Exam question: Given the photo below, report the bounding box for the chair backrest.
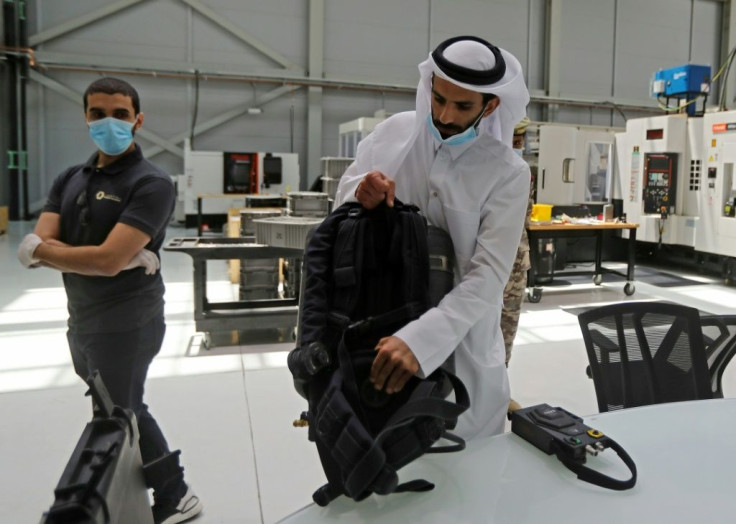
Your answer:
[700,314,736,397]
[578,301,713,412]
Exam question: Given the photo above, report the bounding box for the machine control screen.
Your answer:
[643,153,678,215]
[648,172,669,187]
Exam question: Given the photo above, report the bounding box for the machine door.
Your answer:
[224,152,259,194]
[584,142,612,203]
[537,126,577,205]
[643,153,678,215]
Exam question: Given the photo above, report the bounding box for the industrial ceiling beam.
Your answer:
[32,50,416,93]
[30,49,663,117]
[29,0,147,47]
[28,69,184,158]
[30,51,660,115]
[143,84,300,159]
[179,0,302,72]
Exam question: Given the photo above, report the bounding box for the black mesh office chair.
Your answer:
[699,313,736,397]
[578,301,736,413]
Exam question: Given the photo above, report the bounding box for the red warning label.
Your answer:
[712,122,736,133]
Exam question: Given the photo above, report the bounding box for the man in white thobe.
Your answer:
[335,36,531,440]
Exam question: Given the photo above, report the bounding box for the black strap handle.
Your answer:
[426,430,466,454]
[553,438,637,491]
[378,371,470,437]
[394,479,435,493]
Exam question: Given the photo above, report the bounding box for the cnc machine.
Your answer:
[616,114,702,247]
[176,140,299,227]
[695,110,736,261]
[536,124,618,206]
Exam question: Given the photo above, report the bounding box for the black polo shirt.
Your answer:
[43,145,175,333]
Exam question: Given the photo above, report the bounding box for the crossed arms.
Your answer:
[21,211,157,276]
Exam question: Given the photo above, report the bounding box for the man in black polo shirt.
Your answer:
[18,77,203,524]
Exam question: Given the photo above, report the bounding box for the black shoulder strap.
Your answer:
[553,438,637,490]
[331,205,365,320]
[399,202,430,310]
[299,204,354,347]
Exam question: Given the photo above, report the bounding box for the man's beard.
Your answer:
[432,105,486,139]
[432,120,464,139]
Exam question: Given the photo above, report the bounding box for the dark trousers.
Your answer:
[67,315,184,498]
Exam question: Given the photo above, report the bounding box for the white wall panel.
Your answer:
[431,0,530,72]
[614,0,694,100]
[691,1,722,66]
[33,0,121,29]
[36,1,189,62]
[558,0,615,97]
[191,1,307,68]
[324,0,428,83]
[527,0,547,92]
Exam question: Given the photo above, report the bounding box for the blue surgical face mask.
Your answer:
[514,148,524,157]
[88,117,136,156]
[426,104,488,147]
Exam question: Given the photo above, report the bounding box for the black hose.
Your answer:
[190,69,200,148]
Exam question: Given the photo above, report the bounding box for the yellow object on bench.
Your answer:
[531,204,553,222]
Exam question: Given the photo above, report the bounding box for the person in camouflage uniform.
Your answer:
[503,117,532,412]
[501,202,531,362]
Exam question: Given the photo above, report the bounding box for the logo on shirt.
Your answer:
[95,191,121,203]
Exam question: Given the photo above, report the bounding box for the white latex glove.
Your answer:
[18,233,43,268]
[123,248,160,275]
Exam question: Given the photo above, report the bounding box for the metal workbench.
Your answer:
[164,237,304,347]
[526,221,639,303]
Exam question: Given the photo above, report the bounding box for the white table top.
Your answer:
[279,398,736,523]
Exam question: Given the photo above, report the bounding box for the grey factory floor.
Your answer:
[2,219,736,523]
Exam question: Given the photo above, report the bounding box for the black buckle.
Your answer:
[327,312,351,328]
[346,317,374,338]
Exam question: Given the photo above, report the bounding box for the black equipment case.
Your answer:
[41,372,153,524]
